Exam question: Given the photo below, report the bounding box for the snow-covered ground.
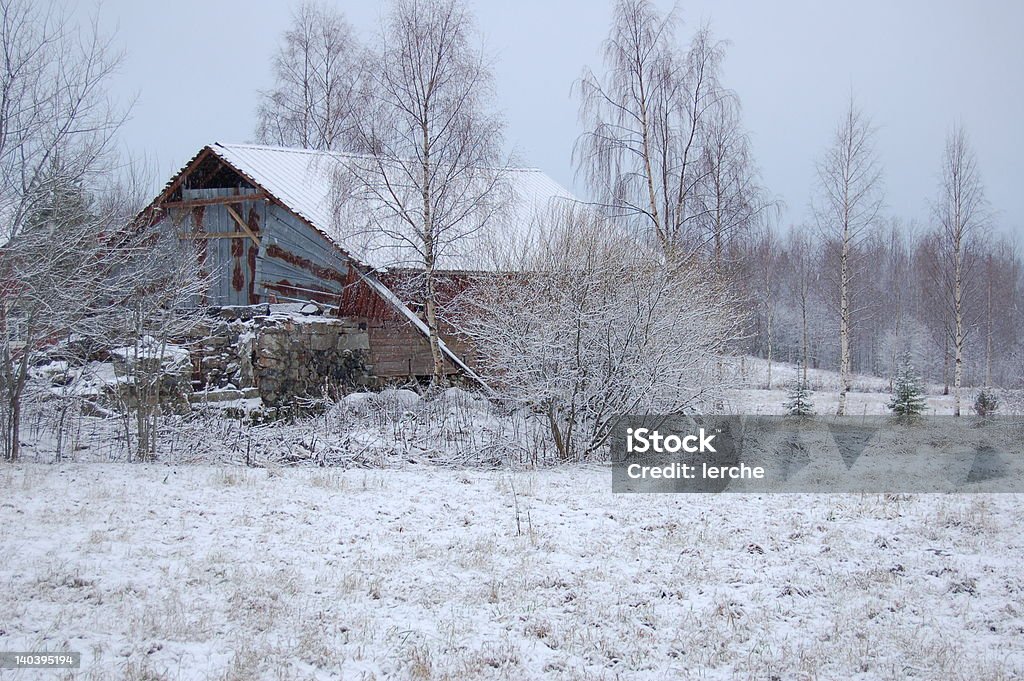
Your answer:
[727,357,1022,416]
[3,464,1023,680]
[728,387,960,416]
[6,359,1023,679]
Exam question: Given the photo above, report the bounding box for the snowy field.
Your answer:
[3,464,1024,680]
[725,358,1009,416]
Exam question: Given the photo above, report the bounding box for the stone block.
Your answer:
[307,333,335,351]
[337,332,370,351]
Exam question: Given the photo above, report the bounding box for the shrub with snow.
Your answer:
[454,207,742,461]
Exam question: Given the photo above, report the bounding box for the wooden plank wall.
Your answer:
[179,188,265,306]
[366,318,479,380]
[170,188,352,307]
[256,208,350,303]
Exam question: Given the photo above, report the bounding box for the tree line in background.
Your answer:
[734,116,1022,410]
[739,204,1022,390]
[568,0,1020,416]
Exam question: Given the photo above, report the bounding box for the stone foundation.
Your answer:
[190,304,371,408]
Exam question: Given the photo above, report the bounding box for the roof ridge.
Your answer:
[213,143,550,174]
[214,142,376,162]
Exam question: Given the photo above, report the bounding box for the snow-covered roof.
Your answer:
[207,143,577,272]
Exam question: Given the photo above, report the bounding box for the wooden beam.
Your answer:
[149,147,213,209]
[178,232,251,240]
[225,204,261,247]
[162,191,267,209]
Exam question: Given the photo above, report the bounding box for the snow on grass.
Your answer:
[2,464,1023,680]
[727,357,1022,416]
[733,356,945,394]
[15,386,556,468]
[727,387,962,416]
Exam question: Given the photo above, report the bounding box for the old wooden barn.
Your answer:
[145,143,574,385]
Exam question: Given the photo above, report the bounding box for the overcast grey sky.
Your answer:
[87,0,1023,231]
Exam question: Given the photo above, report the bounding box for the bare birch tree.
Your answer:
[255,1,363,150]
[574,0,728,258]
[784,226,817,383]
[813,98,883,415]
[934,124,988,415]
[690,94,773,404]
[340,0,507,385]
[696,95,773,270]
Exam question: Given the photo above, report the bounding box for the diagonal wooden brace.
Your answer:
[225,204,261,247]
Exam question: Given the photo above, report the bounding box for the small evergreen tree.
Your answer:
[973,389,999,418]
[783,364,815,416]
[889,354,927,418]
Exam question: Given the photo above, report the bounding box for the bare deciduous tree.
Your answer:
[813,98,883,415]
[882,219,910,384]
[934,124,988,415]
[255,1,363,151]
[916,230,952,392]
[697,95,773,270]
[340,0,508,385]
[0,0,126,461]
[574,0,728,258]
[980,235,1020,388]
[754,225,778,388]
[784,226,818,383]
[110,224,208,462]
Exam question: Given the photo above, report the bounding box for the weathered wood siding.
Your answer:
[168,188,351,307]
[179,188,265,306]
[366,319,437,378]
[362,318,479,380]
[257,207,350,303]
[156,153,481,384]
